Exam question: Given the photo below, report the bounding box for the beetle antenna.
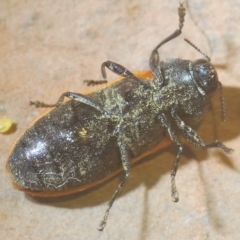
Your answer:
[184,38,211,62]
[185,0,213,58]
[218,82,226,122]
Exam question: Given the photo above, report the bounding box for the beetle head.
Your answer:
[192,59,219,95]
[185,38,226,121]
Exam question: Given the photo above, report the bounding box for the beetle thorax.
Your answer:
[152,58,215,123]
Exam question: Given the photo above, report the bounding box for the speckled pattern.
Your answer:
[1,0,240,239]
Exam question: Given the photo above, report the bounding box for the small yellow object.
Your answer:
[79,128,87,137]
[0,119,13,133]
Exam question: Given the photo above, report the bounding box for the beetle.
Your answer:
[7,3,232,231]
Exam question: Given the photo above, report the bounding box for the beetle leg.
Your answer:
[98,141,130,231]
[30,100,56,108]
[31,92,107,114]
[83,79,108,86]
[158,113,183,202]
[101,60,141,83]
[84,61,142,86]
[149,3,186,87]
[170,107,233,154]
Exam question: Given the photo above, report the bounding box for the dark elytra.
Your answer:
[7,3,232,231]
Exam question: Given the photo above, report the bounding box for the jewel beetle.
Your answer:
[7,3,233,231]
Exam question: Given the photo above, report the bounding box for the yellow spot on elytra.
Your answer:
[79,128,87,137]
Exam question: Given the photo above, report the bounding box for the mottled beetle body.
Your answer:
[7,4,232,230]
[8,72,168,195]
[8,59,215,193]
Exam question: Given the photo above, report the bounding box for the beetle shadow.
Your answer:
[27,86,240,231]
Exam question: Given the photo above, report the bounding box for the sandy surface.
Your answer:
[1,0,240,239]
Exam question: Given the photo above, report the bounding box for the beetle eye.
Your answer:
[192,59,218,94]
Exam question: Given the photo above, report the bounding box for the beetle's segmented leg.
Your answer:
[83,79,108,86]
[30,101,56,108]
[171,145,183,202]
[84,60,141,86]
[158,113,183,202]
[204,141,233,154]
[101,61,141,84]
[31,92,107,114]
[149,3,186,87]
[170,107,233,154]
[98,141,130,231]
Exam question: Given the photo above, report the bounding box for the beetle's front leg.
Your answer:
[30,92,107,114]
[149,3,185,87]
[98,140,130,231]
[170,107,233,154]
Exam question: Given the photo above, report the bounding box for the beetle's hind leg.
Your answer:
[31,92,106,114]
[98,140,130,231]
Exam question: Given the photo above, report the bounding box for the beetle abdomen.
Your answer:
[7,100,120,193]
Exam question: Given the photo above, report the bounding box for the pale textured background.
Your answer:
[1,0,240,239]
